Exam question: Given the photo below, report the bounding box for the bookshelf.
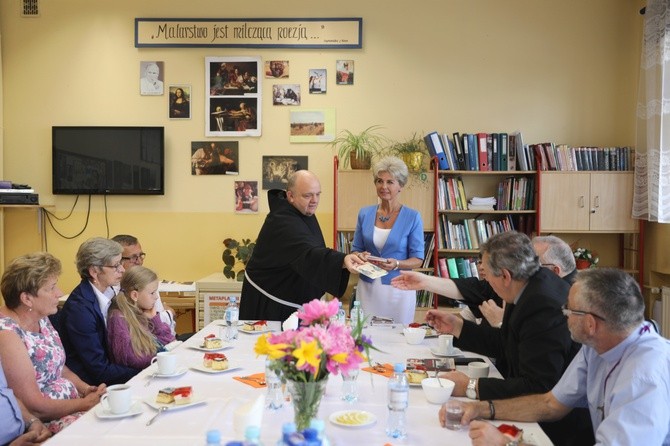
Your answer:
[333,157,436,311]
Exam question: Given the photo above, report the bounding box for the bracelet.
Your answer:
[25,417,38,432]
[394,260,400,270]
[488,400,496,420]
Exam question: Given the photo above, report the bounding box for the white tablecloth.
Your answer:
[46,321,552,446]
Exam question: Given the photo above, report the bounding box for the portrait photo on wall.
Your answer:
[191,141,239,176]
[234,181,259,214]
[168,85,191,119]
[308,69,327,94]
[289,108,336,143]
[206,56,262,137]
[262,156,308,190]
[336,60,354,85]
[140,61,164,96]
[272,84,301,106]
[265,60,289,78]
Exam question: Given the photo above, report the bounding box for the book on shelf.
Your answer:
[508,133,518,171]
[446,257,458,278]
[424,131,449,170]
[440,133,458,171]
[461,133,471,170]
[477,133,488,171]
[488,134,496,171]
[499,133,509,171]
[451,132,466,170]
[455,177,467,211]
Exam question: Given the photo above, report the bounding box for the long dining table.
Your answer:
[46,320,552,446]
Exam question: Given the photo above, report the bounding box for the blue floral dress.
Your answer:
[0,316,82,433]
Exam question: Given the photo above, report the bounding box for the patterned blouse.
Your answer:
[0,316,82,433]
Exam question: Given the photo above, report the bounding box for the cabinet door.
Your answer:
[540,173,591,232]
[589,173,638,232]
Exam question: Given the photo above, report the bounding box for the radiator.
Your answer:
[662,287,670,339]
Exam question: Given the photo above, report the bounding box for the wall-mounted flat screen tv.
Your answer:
[52,126,164,195]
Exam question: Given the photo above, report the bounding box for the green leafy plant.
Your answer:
[330,125,388,169]
[387,132,430,175]
[222,238,256,281]
[573,247,599,268]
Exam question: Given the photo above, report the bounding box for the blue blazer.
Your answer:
[352,205,424,285]
[51,280,139,386]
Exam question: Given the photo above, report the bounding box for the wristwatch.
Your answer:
[466,378,477,399]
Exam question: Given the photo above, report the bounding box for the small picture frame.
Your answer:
[272,84,301,106]
[191,141,239,175]
[336,60,354,85]
[140,61,164,96]
[234,181,259,214]
[262,156,308,189]
[265,60,289,78]
[308,69,327,94]
[168,85,191,119]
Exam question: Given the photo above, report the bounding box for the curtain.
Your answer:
[633,0,670,222]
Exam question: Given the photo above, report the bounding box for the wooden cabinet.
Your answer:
[539,172,638,233]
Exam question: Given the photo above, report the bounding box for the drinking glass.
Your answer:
[265,360,284,410]
[341,367,359,403]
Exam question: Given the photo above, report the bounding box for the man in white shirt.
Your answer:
[111,234,176,336]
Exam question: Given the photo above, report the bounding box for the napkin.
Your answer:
[362,362,394,378]
[233,373,267,388]
[233,394,265,436]
[282,312,299,331]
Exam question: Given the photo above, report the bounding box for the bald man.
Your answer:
[240,170,364,321]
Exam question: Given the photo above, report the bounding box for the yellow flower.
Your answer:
[330,352,348,364]
[293,339,323,371]
[254,334,288,360]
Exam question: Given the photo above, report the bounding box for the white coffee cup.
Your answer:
[101,384,132,414]
[468,361,490,378]
[437,334,454,355]
[151,351,177,375]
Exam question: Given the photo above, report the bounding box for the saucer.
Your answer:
[154,366,188,378]
[430,347,463,357]
[94,400,143,419]
[329,410,377,428]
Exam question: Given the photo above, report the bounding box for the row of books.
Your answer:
[437,176,534,211]
[436,214,535,250]
[425,131,530,171]
[416,271,435,308]
[437,256,480,280]
[533,144,634,171]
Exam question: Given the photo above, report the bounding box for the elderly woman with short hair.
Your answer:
[0,252,106,433]
[351,156,425,324]
[53,237,139,386]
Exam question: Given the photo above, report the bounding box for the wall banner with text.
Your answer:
[135,18,362,49]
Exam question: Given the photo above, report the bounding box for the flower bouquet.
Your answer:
[574,247,599,269]
[254,298,376,430]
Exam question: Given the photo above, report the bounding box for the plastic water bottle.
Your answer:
[386,363,409,439]
[334,302,346,325]
[276,422,297,446]
[265,359,284,410]
[225,297,239,340]
[350,300,365,327]
[206,429,222,446]
[309,419,330,446]
[244,426,263,446]
[302,428,321,446]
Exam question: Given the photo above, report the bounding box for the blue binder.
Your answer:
[424,131,449,170]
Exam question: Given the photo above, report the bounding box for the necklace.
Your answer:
[377,205,401,223]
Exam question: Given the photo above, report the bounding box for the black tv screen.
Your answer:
[52,126,164,195]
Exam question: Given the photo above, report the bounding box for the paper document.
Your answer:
[355,262,388,279]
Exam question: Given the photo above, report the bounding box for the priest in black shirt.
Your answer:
[240,170,364,322]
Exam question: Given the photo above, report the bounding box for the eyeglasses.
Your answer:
[541,263,557,269]
[121,253,146,263]
[101,263,124,272]
[561,304,606,321]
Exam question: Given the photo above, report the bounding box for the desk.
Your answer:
[46,322,551,446]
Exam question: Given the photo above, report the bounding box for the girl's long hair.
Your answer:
[109,266,159,357]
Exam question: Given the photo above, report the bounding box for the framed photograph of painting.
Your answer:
[272,84,301,106]
[265,60,289,78]
[168,85,191,119]
[262,156,308,189]
[289,108,336,143]
[336,60,354,85]
[206,56,262,137]
[234,181,259,214]
[308,69,327,94]
[191,141,239,175]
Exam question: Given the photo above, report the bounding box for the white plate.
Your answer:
[239,327,272,334]
[151,366,188,378]
[94,400,143,419]
[402,327,438,338]
[430,347,463,357]
[188,344,233,352]
[144,396,206,411]
[329,410,377,428]
[189,363,242,374]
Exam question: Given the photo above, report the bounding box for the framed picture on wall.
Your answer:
[262,156,308,190]
[206,56,262,137]
[234,181,259,214]
[168,85,191,119]
[336,60,354,85]
[272,84,301,106]
[308,69,327,94]
[265,60,289,78]
[289,108,336,143]
[191,141,239,175]
[140,61,164,96]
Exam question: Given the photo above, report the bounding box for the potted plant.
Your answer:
[388,132,430,174]
[573,247,599,270]
[330,125,387,169]
[222,238,256,281]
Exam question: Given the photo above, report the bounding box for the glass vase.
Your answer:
[286,377,328,431]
